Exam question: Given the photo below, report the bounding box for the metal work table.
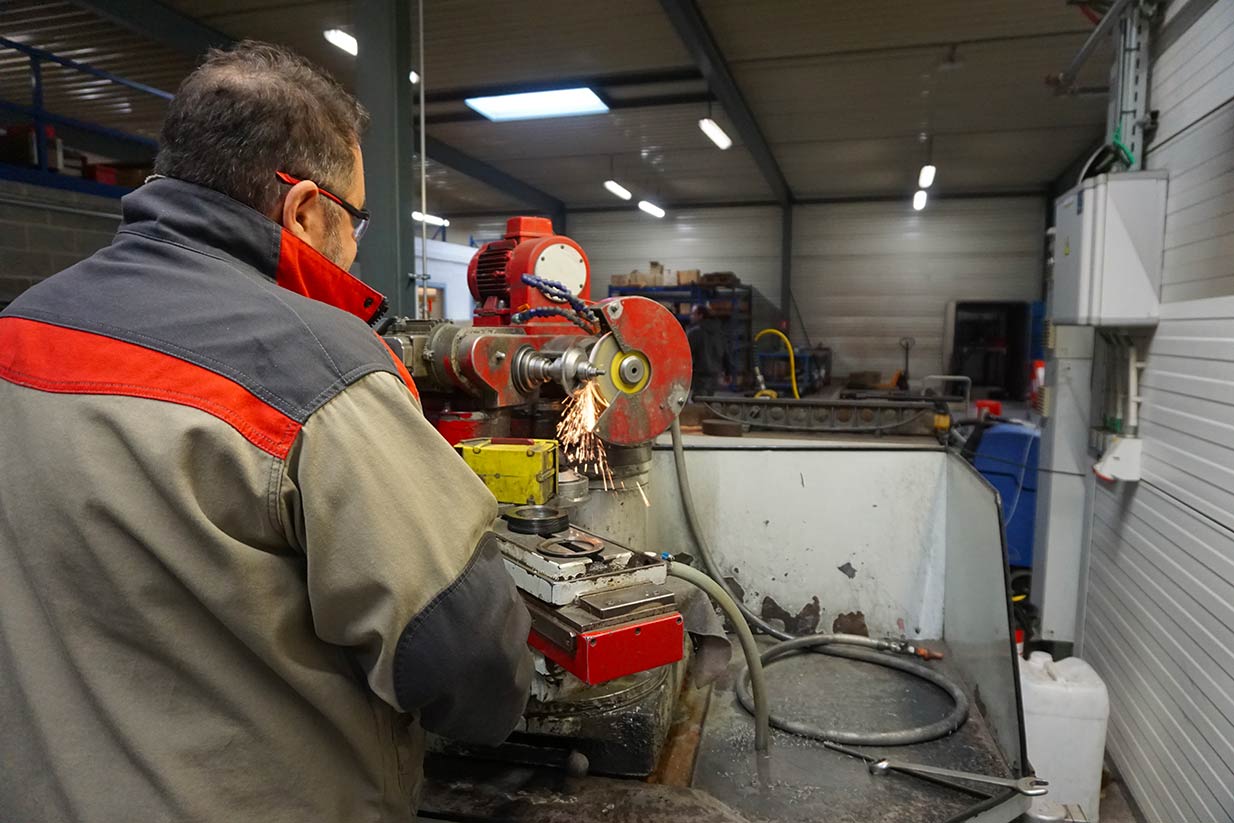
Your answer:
[419,641,1026,823]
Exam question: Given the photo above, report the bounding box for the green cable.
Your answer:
[1112,123,1136,168]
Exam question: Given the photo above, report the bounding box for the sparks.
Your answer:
[557,382,614,490]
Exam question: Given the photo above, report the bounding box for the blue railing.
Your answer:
[0,35,171,195]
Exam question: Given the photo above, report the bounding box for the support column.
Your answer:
[780,204,792,330]
[355,0,417,317]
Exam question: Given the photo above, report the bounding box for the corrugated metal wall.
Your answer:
[561,199,1045,378]
[1149,0,1234,302]
[1086,299,1234,823]
[1080,1,1234,820]
[792,198,1045,377]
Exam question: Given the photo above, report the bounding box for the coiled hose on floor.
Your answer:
[669,418,970,747]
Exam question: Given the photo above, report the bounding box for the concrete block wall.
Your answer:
[0,179,122,305]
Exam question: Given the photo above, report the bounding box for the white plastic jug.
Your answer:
[1019,651,1110,821]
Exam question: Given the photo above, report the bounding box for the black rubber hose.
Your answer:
[669,418,971,746]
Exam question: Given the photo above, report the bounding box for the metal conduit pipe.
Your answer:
[668,419,971,747]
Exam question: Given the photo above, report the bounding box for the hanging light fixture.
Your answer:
[323,29,358,55]
[698,99,732,150]
[638,200,666,218]
[918,132,937,189]
[604,180,632,200]
[603,156,632,200]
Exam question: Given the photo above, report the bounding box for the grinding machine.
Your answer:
[381,218,1040,823]
[380,216,698,774]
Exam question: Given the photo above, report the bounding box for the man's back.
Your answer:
[0,177,531,821]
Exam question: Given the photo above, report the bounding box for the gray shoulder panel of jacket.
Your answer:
[5,232,399,422]
[392,531,533,745]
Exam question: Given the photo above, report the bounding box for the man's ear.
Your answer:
[280,179,324,243]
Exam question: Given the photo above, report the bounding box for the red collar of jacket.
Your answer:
[272,229,387,324]
[121,177,387,325]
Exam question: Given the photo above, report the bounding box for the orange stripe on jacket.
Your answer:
[0,317,301,458]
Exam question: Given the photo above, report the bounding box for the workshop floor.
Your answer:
[1098,776,1145,823]
[692,643,1024,823]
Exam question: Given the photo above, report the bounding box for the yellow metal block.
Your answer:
[455,438,558,505]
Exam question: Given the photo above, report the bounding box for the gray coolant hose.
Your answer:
[735,635,969,745]
[668,419,970,747]
[666,561,770,751]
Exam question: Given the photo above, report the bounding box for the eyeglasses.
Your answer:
[276,171,370,241]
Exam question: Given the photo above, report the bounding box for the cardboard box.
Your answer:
[610,273,630,287]
[628,270,652,287]
[84,164,117,185]
[701,271,740,287]
[677,268,701,285]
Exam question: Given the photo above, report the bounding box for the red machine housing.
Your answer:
[468,216,591,327]
[528,614,685,687]
[426,217,692,687]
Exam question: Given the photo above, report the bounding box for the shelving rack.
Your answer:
[607,284,753,388]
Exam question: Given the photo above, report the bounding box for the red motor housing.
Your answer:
[467,216,591,327]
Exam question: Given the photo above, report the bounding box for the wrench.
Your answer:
[869,758,1049,797]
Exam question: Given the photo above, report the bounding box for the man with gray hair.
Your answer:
[0,41,532,822]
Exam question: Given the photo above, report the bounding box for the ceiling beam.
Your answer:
[66,1,561,218]
[658,0,791,206]
[66,0,232,58]
[425,136,565,227]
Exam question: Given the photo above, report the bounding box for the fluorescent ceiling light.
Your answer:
[912,190,928,211]
[638,200,666,219]
[465,87,608,121]
[918,164,937,188]
[323,29,358,56]
[409,70,419,84]
[698,117,732,150]
[603,180,632,200]
[413,210,450,227]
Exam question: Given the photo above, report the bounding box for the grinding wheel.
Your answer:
[586,297,692,446]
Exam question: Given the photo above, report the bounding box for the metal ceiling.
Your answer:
[1,0,185,139]
[4,0,1112,213]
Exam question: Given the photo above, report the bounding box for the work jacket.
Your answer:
[0,176,533,822]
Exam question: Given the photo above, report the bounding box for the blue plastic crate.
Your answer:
[971,422,1039,568]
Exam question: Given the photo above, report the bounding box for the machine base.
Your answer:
[435,652,689,777]
[423,641,1028,823]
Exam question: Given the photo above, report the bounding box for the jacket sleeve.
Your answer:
[279,370,532,745]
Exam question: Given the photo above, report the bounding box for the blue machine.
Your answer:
[969,422,1039,568]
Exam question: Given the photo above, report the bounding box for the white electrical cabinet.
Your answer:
[1051,171,1168,326]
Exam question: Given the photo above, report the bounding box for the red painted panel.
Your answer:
[529,611,684,686]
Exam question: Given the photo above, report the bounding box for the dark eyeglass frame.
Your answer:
[275,171,370,241]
